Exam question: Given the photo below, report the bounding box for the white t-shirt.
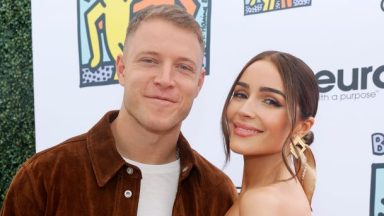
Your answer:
[123,157,180,216]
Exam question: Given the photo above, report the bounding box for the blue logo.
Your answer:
[244,0,312,16]
[372,133,384,155]
[77,0,211,87]
[370,163,384,216]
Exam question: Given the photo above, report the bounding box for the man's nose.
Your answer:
[153,64,176,88]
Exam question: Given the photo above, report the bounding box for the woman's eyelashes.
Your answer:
[263,98,282,107]
[232,90,283,108]
[232,90,248,99]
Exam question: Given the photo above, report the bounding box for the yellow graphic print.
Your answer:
[250,0,293,11]
[85,0,131,80]
[263,0,275,10]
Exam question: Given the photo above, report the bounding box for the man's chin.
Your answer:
[142,118,181,134]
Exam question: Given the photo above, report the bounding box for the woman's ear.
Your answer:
[294,117,315,137]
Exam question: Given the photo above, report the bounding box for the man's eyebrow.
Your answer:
[178,57,198,67]
[259,86,286,98]
[136,51,159,56]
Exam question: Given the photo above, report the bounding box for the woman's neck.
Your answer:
[241,153,291,191]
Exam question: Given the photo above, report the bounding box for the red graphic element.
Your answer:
[281,0,292,8]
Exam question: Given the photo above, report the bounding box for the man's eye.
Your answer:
[176,64,193,73]
[141,58,157,64]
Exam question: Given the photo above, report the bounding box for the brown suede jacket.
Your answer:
[1,111,237,216]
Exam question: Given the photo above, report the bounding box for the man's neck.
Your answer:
[111,111,180,165]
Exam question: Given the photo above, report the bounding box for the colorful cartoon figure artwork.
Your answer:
[370,163,384,216]
[244,0,311,15]
[78,0,210,87]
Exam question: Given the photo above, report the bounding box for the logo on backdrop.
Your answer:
[243,0,311,15]
[381,0,384,12]
[372,133,384,155]
[316,64,384,102]
[77,0,211,87]
[370,163,384,216]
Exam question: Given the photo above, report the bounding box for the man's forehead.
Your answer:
[126,18,203,51]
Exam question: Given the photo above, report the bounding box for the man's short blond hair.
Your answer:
[124,4,204,51]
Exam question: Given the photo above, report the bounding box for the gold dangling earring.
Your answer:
[290,135,308,159]
[289,135,317,206]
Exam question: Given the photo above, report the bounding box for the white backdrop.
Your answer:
[32,1,384,215]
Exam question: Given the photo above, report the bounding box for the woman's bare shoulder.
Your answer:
[239,187,282,215]
[239,185,311,216]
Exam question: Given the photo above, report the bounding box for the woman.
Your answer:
[223,51,319,215]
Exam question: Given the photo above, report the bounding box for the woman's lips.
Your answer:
[233,122,263,137]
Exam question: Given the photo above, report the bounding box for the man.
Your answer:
[1,4,237,216]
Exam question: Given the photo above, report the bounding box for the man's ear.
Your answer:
[294,117,315,137]
[116,54,125,86]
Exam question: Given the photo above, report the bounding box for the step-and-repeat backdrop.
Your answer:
[32,1,384,215]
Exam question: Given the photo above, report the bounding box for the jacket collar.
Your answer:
[87,110,197,187]
[177,131,196,181]
[87,111,125,187]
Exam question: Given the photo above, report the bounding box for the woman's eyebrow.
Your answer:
[259,86,286,98]
[236,81,249,89]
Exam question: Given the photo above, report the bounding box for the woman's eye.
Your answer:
[263,98,282,107]
[233,92,248,99]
